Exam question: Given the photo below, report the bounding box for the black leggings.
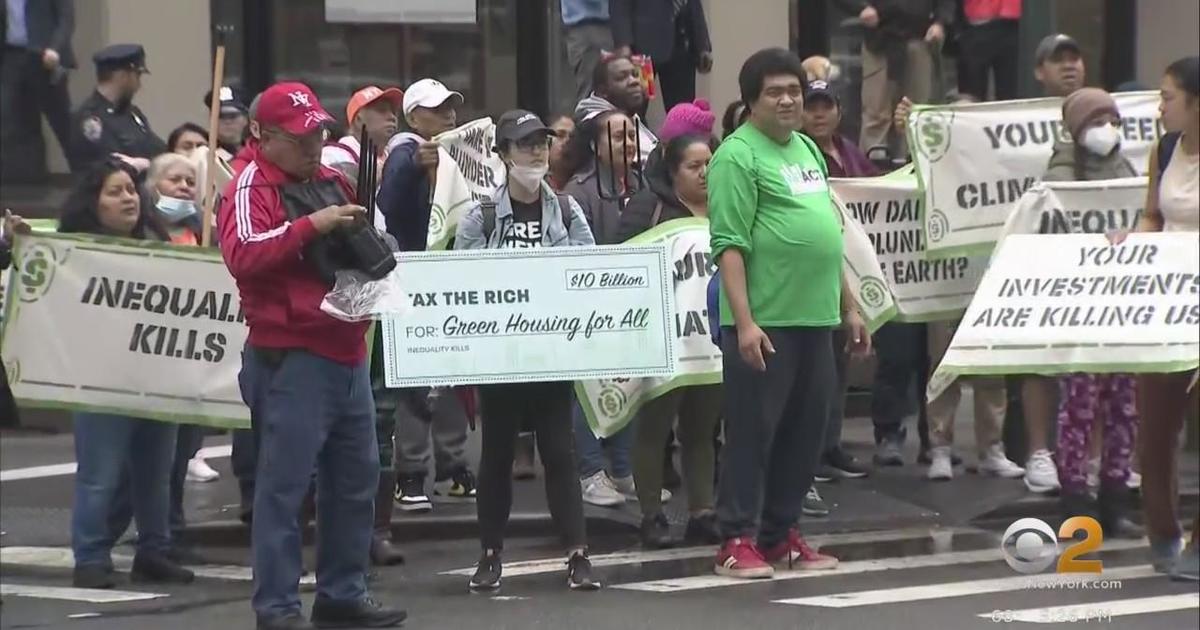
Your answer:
[477,382,586,551]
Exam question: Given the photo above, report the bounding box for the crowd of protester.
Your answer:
[1,0,1198,627]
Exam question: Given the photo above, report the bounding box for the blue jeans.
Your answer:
[108,423,205,542]
[239,347,378,619]
[572,397,633,479]
[71,413,177,568]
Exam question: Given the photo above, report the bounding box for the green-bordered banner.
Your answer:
[576,219,719,437]
[927,232,1199,401]
[424,117,506,250]
[907,92,1161,259]
[1,232,250,428]
[836,192,898,332]
[832,174,988,323]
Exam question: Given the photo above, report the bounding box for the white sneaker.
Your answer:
[1127,470,1142,491]
[186,457,220,482]
[1024,449,1061,493]
[581,471,625,507]
[1086,457,1101,491]
[610,475,672,503]
[978,444,1025,479]
[927,447,954,481]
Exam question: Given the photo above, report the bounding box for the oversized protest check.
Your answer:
[927,232,1200,401]
[1,233,250,427]
[380,245,676,387]
[907,92,1160,258]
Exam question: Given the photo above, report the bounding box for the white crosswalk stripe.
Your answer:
[0,583,169,603]
[440,526,984,577]
[0,545,314,585]
[611,538,1149,593]
[977,593,1200,624]
[772,564,1158,607]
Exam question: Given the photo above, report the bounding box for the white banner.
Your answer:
[427,118,507,250]
[1000,177,1148,239]
[576,219,720,437]
[380,245,676,388]
[1,233,250,427]
[908,92,1161,258]
[927,233,1200,401]
[837,195,899,331]
[832,174,988,322]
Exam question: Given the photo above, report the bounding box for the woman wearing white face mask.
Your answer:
[454,110,599,592]
[1041,87,1142,540]
[1045,88,1137,182]
[145,153,203,246]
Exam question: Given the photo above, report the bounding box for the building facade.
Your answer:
[38,0,1200,174]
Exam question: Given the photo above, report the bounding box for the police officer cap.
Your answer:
[93,44,149,73]
[204,86,249,117]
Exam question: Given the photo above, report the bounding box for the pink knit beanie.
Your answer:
[659,99,715,143]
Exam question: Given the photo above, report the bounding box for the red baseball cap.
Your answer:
[255,82,332,135]
[346,86,404,126]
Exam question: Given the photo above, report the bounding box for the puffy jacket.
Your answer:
[217,156,370,365]
[1042,139,1137,182]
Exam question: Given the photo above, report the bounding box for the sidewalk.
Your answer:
[4,407,1194,550]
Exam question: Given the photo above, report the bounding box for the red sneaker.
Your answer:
[713,537,774,579]
[762,529,839,570]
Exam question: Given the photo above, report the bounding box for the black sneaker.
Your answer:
[469,549,502,592]
[873,437,905,467]
[566,551,601,590]
[165,544,208,566]
[683,512,722,545]
[640,512,680,549]
[72,565,116,589]
[394,474,432,512]
[130,551,195,584]
[813,463,837,483]
[825,448,869,479]
[256,613,316,630]
[310,596,406,628]
[802,487,831,518]
[434,469,477,501]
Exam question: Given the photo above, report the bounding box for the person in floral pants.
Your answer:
[1056,374,1142,539]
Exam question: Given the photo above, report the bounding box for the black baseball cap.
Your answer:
[495,110,551,146]
[204,86,250,118]
[1035,34,1081,65]
[93,44,149,73]
[803,80,839,106]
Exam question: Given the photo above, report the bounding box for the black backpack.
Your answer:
[480,193,574,241]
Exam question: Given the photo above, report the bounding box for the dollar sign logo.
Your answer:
[18,243,58,303]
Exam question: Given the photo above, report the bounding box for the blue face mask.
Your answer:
[156,195,197,223]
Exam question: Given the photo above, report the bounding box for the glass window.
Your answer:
[213,0,519,128]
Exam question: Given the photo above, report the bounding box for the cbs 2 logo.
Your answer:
[1002,516,1104,574]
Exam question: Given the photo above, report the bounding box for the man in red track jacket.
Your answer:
[217,81,405,630]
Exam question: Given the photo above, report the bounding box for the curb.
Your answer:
[971,488,1199,526]
[182,510,639,548]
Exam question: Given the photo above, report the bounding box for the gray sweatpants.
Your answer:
[564,22,615,103]
[393,387,471,480]
[716,327,835,548]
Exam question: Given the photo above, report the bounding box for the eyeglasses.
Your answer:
[263,128,323,150]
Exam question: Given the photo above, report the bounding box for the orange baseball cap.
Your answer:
[346,86,404,125]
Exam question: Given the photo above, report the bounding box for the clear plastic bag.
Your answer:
[320,263,411,322]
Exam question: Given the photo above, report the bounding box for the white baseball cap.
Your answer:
[402,79,464,116]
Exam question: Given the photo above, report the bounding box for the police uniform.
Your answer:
[67,44,165,173]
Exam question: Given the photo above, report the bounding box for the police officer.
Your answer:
[68,43,165,174]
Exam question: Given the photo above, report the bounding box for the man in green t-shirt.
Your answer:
[708,48,870,580]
